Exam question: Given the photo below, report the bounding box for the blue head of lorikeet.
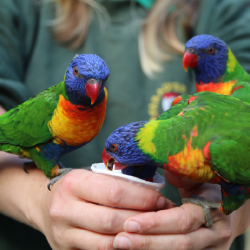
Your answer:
[182,34,250,101]
[65,54,110,106]
[183,34,228,83]
[102,121,158,180]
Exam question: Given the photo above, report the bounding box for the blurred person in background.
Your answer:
[0,0,250,249]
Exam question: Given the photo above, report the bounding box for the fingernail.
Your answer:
[156,196,167,209]
[124,220,141,232]
[166,198,177,209]
[113,236,131,249]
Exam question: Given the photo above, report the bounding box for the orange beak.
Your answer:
[102,149,110,167]
[182,51,198,72]
[102,149,128,170]
[85,82,101,105]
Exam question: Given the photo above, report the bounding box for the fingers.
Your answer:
[122,203,228,234]
[122,203,205,235]
[46,170,144,249]
[113,227,219,250]
[113,209,233,250]
[112,203,233,250]
[57,169,170,211]
[48,169,175,238]
[50,200,141,234]
[50,227,116,250]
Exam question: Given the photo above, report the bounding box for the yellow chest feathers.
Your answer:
[48,92,107,146]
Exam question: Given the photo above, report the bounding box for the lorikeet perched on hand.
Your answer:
[0,54,109,190]
[183,34,250,102]
[103,92,250,227]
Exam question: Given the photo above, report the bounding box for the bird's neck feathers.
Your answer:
[64,70,106,107]
[67,86,106,107]
[196,48,250,95]
[58,80,68,99]
[195,80,237,95]
[224,48,250,82]
[59,81,107,115]
[135,120,161,160]
[48,90,107,146]
[135,119,180,163]
[62,77,106,107]
[137,119,217,183]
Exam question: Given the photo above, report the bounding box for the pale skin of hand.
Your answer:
[0,101,175,250]
[0,159,174,250]
[0,105,174,249]
[113,171,250,250]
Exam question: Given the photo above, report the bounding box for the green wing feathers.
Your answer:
[149,92,250,184]
[231,81,250,103]
[156,94,191,120]
[0,83,63,147]
[209,129,250,184]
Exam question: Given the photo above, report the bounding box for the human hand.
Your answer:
[0,150,174,250]
[113,170,250,250]
[36,169,174,250]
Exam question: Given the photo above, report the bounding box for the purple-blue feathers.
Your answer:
[185,34,228,83]
[65,54,109,106]
[105,121,158,180]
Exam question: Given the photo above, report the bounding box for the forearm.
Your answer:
[0,152,48,231]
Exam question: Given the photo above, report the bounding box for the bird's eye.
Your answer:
[111,144,118,151]
[207,47,215,54]
[73,66,79,76]
[187,48,195,54]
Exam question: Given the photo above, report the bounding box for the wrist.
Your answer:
[21,168,50,232]
[0,153,49,232]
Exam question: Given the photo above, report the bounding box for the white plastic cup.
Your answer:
[91,163,166,192]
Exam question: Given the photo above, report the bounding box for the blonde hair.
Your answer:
[50,0,198,77]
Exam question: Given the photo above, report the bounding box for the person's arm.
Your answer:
[0,152,174,250]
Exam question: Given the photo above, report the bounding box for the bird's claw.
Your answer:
[23,161,36,174]
[182,194,221,227]
[47,168,73,191]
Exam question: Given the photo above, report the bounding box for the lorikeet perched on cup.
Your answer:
[183,34,250,102]
[0,54,109,190]
[102,91,250,227]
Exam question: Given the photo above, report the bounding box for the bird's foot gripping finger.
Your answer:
[182,195,221,228]
[23,161,36,173]
[47,168,73,191]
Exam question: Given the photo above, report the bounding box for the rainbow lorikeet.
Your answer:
[0,54,109,190]
[102,94,192,181]
[182,34,250,102]
[102,91,250,227]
